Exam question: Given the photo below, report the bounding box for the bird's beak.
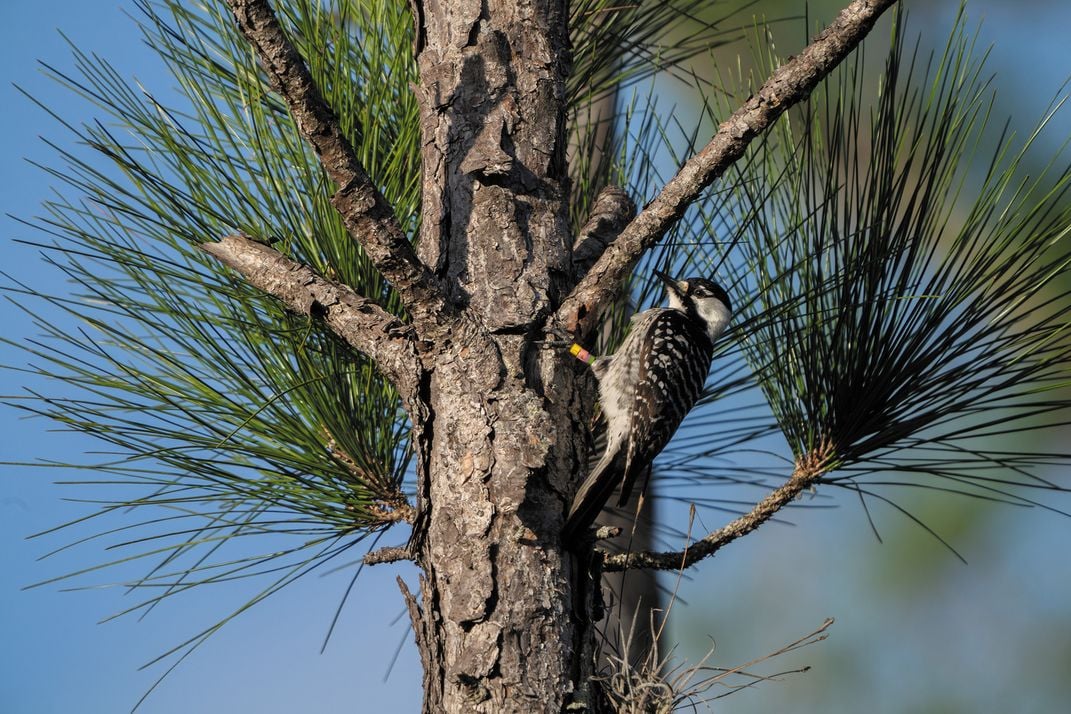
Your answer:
[654,270,685,296]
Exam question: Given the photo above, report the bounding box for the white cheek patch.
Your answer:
[696,299,731,341]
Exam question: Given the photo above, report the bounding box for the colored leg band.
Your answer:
[570,343,596,365]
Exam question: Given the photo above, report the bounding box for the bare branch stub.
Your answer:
[557,0,899,333]
[364,545,414,566]
[602,441,837,572]
[202,234,422,400]
[224,0,451,330]
[572,186,637,280]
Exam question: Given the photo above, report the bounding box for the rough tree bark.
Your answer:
[207,0,898,711]
[405,2,583,710]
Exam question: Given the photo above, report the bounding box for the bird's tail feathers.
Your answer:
[615,448,648,507]
[562,445,628,541]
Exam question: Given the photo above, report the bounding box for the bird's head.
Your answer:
[655,270,732,341]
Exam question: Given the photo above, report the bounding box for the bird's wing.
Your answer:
[617,311,712,506]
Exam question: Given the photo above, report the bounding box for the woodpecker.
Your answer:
[563,271,732,540]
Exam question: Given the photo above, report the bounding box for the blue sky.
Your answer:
[0,3,423,713]
[3,2,1071,713]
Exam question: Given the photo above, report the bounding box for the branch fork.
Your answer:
[202,234,422,398]
[222,0,451,334]
[556,0,898,335]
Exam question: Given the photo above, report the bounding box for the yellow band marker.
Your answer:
[569,343,596,366]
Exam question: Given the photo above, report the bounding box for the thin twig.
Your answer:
[603,441,836,571]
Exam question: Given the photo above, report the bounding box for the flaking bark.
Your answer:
[395,1,590,710]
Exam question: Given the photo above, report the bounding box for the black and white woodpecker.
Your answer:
[563,271,732,540]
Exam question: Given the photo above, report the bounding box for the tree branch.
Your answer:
[202,234,422,398]
[602,443,834,572]
[224,0,450,329]
[556,0,898,333]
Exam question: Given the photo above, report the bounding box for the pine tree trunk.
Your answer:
[404,1,589,710]
[217,1,900,709]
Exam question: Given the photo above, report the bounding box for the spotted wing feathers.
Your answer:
[616,311,713,505]
[563,309,714,539]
